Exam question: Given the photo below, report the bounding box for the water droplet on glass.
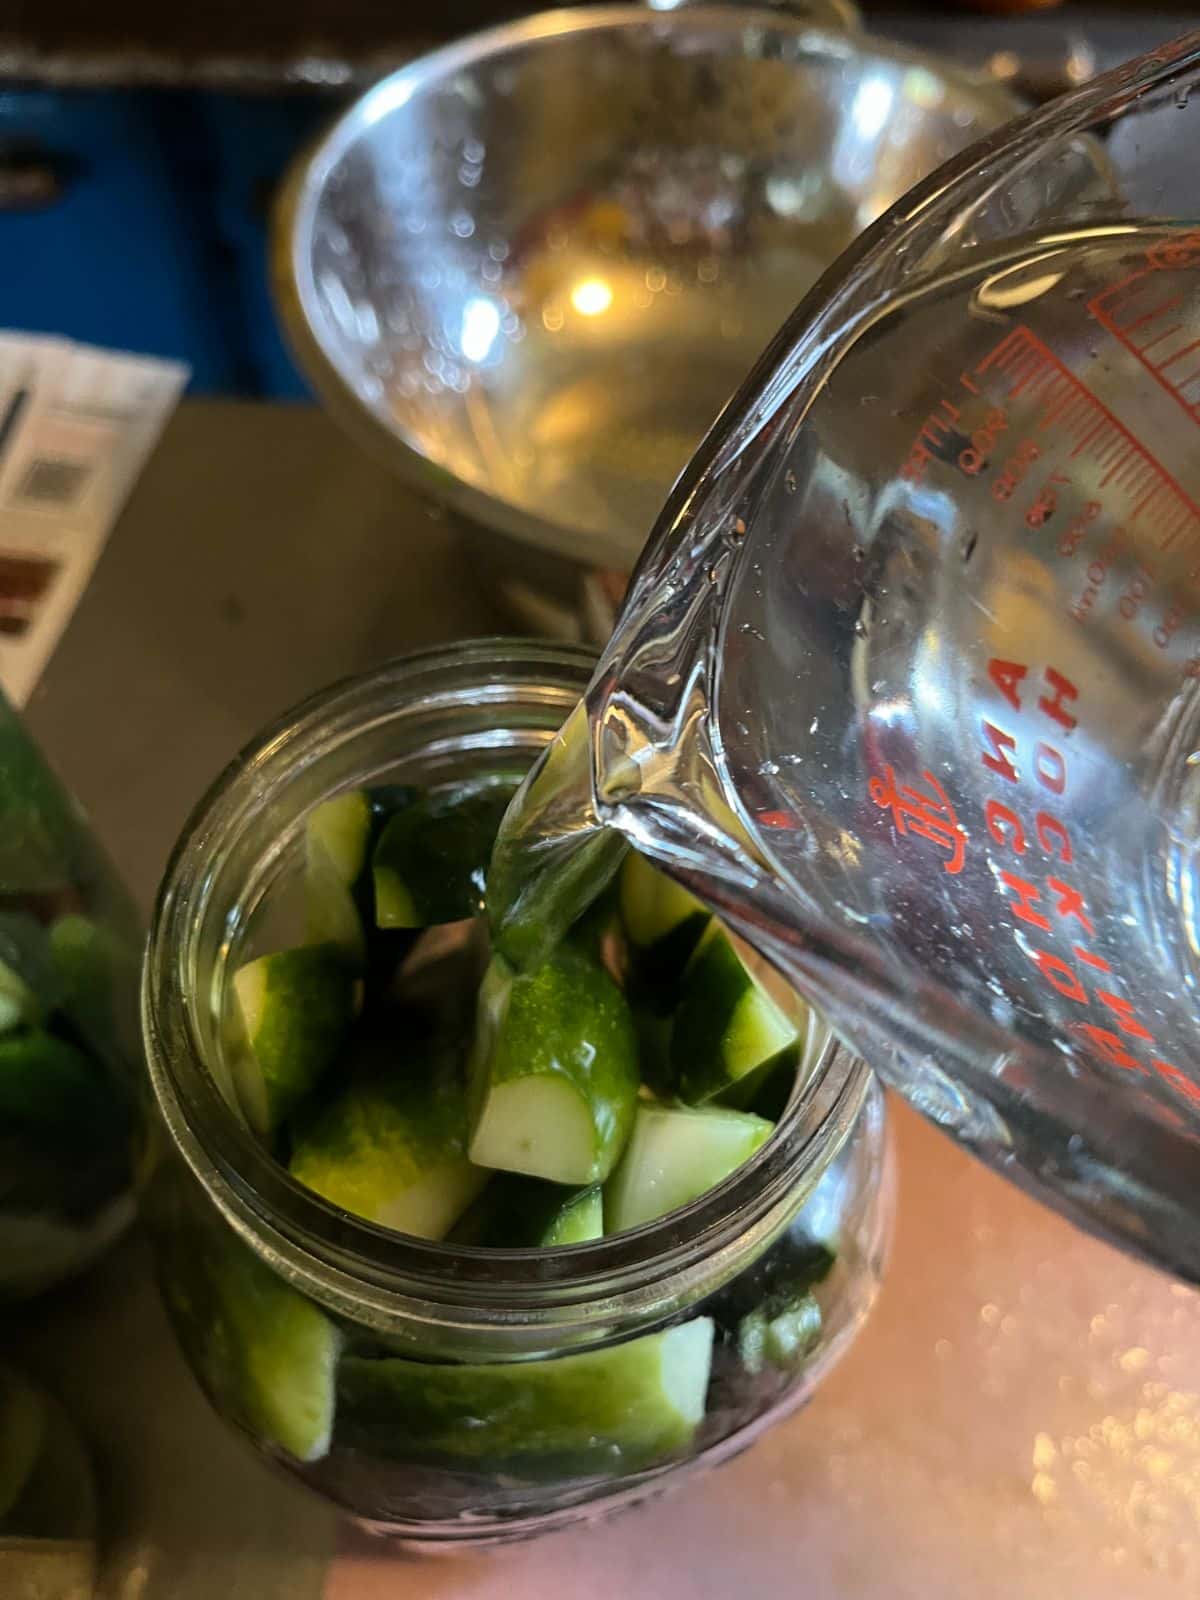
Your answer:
[785,470,798,494]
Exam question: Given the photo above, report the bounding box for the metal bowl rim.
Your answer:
[273,5,1021,570]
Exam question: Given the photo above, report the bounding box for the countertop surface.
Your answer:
[10,401,1200,1599]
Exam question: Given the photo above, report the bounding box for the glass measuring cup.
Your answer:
[494,32,1200,1280]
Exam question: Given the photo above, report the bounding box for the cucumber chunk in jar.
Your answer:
[143,646,891,1542]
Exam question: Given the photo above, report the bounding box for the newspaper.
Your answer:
[0,335,187,706]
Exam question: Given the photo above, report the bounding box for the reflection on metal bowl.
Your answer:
[275,6,1019,636]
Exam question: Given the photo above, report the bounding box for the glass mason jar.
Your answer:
[141,641,893,1547]
[0,690,141,1300]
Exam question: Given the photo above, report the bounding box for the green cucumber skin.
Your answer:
[671,928,799,1106]
[233,945,358,1133]
[336,1317,714,1477]
[714,1042,801,1114]
[48,913,141,1074]
[0,1028,126,1145]
[289,1032,485,1239]
[449,1174,602,1249]
[158,1211,340,1464]
[737,1291,823,1376]
[0,708,91,896]
[306,786,419,976]
[468,947,639,1186]
[710,1226,835,1336]
[619,853,712,998]
[544,1185,603,1246]
[486,703,630,974]
[372,776,521,930]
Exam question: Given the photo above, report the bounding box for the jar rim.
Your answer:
[143,637,871,1331]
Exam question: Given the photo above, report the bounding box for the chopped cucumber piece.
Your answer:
[372,777,519,930]
[0,1366,46,1518]
[161,1220,340,1463]
[310,790,372,887]
[338,1317,713,1475]
[671,923,803,1106]
[487,704,630,973]
[0,1029,121,1142]
[727,1226,833,1376]
[450,1175,602,1249]
[605,1103,773,1234]
[619,852,712,994]
[738,1291,822,1376]
[230,945,360,1135]
[290,1042,486,1239]
[305,785,420,971]
[468,948,638,1186]
[543,1185,603,1246]
[306,790,372,960]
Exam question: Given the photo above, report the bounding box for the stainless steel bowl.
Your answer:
[275,6,1019,631]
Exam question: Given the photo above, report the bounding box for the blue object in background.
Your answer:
[197,93,335,400]
[0,85,338,397]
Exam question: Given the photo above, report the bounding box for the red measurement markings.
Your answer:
[976,658,1197,1126]
[974,326,1200,559]
[1089,243,1200,426]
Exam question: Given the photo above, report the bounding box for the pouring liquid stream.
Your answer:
[489,221,1200,1281]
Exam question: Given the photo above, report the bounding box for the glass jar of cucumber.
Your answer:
[141,641,893,1546]
[0,690,141,1301]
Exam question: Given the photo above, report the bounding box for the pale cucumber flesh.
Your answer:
[305,843,366,960]
[469,1074,599,1186]
[230,946,358,1135]
[308,792,371,885]
[605,1104,773,1233]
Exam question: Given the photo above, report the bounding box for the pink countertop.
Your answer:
[17,402,1197,1600]
[332,1100,1200,1599]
